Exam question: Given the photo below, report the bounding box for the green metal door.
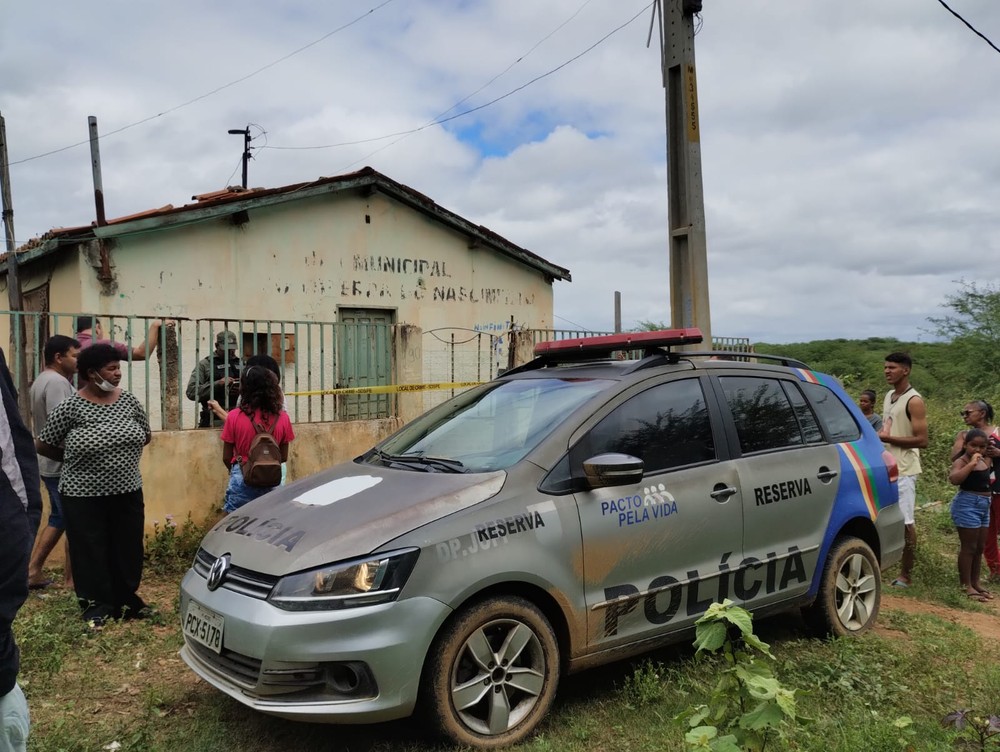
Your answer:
[337,308,393,420]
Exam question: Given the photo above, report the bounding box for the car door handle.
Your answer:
[816,468,838,482]
[710,484,737,502]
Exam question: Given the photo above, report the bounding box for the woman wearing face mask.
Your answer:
[35,344,152,627]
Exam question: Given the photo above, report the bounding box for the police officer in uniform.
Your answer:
[185,330,242,427]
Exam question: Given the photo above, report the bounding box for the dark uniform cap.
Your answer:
[216,330,238,348]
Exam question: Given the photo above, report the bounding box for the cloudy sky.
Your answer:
[3,0,999,343]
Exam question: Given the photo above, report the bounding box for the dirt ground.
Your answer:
[879,592,1000,641]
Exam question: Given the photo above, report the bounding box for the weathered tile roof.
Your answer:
[7,167,570,282]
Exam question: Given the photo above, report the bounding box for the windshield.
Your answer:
[368,377,614,473]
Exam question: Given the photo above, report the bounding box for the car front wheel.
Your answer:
[804,536,880,637]
[422,595,559,749]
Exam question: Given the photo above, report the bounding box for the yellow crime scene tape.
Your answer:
[285,381,485,397]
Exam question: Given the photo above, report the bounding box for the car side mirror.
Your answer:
[582,453,644,490]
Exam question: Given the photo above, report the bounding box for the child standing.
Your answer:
[948,428,993,602]
[220,366,294,513]
[858,389,883,432]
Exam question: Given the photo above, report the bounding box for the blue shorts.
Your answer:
[223,464,273,514]
[951,490,991,528]
[41,475,65,531]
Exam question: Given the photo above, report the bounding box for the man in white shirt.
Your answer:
[879,352,929,587]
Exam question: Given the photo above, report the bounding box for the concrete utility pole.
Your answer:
[89,116,107,226]
[658,0,712,346]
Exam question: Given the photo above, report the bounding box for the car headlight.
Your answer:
[268,548,420,611]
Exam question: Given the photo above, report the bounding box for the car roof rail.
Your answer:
[621,349,688,373]
[502,332,810,377]
[676,351,811,369]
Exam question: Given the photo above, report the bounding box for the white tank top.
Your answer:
[882,386,921,476]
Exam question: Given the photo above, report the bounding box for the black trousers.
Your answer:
[61,489,146,621]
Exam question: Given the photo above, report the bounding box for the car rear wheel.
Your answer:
[422,595,559,749]
[804,536,880,637]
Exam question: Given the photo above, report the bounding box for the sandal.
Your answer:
[966,592,990,603]
[891,578,910,588]
[975,589,994,599]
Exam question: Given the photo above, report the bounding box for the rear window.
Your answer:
[801,382,861,442]
[719,376,807,453]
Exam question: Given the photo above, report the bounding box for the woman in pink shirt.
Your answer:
[220,366,294,513]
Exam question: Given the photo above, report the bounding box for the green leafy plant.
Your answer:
[941,709,1000,750]
[677,600,799,751]
[143,512,206,575]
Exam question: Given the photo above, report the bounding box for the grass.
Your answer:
[17,501,999,751]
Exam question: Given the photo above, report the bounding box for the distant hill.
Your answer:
[752,338,963,400]
[752,337,996,504]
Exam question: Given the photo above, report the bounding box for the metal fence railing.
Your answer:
[713,336,753,353]
[2,312,393,432]
[421,327,502,412]
[2,311,757,431]
[528,328,613,345]
[529,329,752,351]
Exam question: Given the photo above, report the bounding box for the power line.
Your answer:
[264,2,654,155]
[12,2,650,244]
[936,0,1000,54]
[402,0,597,125]
[223,154,245,188]
[9,0,396,167]
[265,2,653,204]
[553,313,594,330]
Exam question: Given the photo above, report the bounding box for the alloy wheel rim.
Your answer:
[834,552,877,630]
[450,617,546,736]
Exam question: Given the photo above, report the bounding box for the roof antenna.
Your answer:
[227,127,251,189]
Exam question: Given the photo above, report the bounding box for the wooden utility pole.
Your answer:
[0,112,30,412]
[658,0,712,346]
[0,114,20,307]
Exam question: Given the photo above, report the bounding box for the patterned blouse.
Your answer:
[37,391,151,497]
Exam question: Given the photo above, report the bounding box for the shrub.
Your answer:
[144,513,208,574]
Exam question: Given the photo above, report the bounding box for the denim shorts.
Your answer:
[41,475,65,531]
[223,464,276,513]
[951,490,991,529]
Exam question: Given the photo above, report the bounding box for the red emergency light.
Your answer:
[533,328,704,359]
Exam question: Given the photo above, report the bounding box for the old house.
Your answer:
[1,166,570,528]
[5,165,569,356]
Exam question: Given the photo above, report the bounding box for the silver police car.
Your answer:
[179,329,903,748]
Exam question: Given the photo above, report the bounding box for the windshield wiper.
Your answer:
[371,449,465,473]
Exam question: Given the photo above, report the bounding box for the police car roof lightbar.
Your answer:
[534,328,704,359]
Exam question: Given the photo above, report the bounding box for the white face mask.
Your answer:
[95,377,117,393]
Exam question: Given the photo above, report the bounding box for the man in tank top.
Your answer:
[879,352,928,587]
